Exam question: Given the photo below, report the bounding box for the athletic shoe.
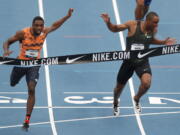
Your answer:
[113,105,120,116]
[135,102,142,113]
[22,123,29,132]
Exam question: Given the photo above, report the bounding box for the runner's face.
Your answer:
[32,20,44,35]
[148,16,159,30]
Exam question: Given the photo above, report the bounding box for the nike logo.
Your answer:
[0,60,14,65]
[66,56,85,64]
[137,49,156,59]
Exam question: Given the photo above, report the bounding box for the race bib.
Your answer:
[25,50,39,58]
[131,44,145,51]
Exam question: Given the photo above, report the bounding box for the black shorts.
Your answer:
[117,59,152,84]
[10,66,40,86]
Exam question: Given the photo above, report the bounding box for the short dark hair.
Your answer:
[146,12,159,21]
[32,16,44,24]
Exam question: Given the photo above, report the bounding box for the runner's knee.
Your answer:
[115,83,125,91]
[141,81,151,90]
[28,89,35,96]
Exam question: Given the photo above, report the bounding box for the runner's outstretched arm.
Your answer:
[101,13,130,32]
[46,8,74,33]
[152,37,176,45]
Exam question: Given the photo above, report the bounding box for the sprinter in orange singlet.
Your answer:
[3,8,74,131]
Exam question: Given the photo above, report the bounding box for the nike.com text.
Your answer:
[92,52,130,62]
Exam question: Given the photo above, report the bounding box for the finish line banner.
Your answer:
[0,44,180,66]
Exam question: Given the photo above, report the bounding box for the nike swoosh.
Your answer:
[137,49,156,59]
[66,56,85,64]
[0,60,14,65]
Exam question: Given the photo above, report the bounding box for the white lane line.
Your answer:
[1,110,180,129]
[55,110,180,123]
[38,0,57,135]
[111,0,146,135]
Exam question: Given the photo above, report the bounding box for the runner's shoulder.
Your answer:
[12,30,25,41]
[124,20,137,28]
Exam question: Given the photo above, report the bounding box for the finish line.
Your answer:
[0,44,180,66]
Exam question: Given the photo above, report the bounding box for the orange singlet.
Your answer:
[18,27,47,60]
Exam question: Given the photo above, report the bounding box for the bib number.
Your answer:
[131,44,144,51]
[25,50,39,58]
